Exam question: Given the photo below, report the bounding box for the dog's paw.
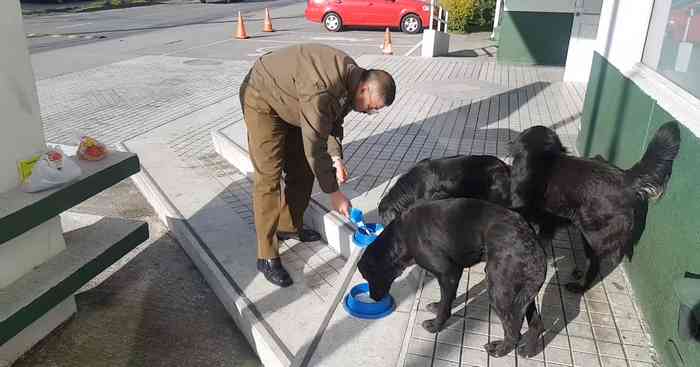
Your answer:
[571,269,583,280]
[484,340,514,358]
[422,318,444,334]
[426,302,440,314]
[517,338,541,358]
[565,282,586,294]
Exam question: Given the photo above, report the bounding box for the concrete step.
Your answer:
[0,150,140,245]
[211,122,399,260]
[0,216,148,360]
[122,108,420,366]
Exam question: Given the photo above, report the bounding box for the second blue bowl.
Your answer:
[352,223,384,247]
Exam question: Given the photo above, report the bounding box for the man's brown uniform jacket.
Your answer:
[245,43,360,193]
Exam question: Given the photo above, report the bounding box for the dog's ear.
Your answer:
[365,220,412,277]
[384,222,413,269]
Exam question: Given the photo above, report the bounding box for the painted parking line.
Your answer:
[161,38,233,56]
[404,40,422,56]
[251,38,417,48]
[310,36,376,42]
[55,22,93,29]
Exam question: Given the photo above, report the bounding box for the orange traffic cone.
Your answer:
[263,8,274,32]
[382,27,393,55]
[235,11,249,39]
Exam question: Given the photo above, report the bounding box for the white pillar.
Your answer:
[0,3,75,364]
[0,0,67,288]
[492,0,504,39]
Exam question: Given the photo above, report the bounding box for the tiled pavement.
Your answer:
[218,56,660,367]
[403,226,657,367]
[37,52,659,366]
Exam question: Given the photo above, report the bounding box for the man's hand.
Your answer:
[333,158,349,185]
[330,191,352,218]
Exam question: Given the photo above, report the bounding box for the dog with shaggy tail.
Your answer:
[509,121,681,293]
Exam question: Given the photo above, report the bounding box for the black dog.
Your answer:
[358,198,547,358]
[377,154,565,241]
[509,121,681,293]
[377,155,511,224]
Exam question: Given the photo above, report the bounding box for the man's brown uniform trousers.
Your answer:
[239,44,361,259]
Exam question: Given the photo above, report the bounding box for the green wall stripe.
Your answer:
[0,154,140,245]
[0,222,148,345]
[497,11,573,66]
[579,52,700,367]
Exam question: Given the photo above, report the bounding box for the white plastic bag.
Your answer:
[18,146,82,193]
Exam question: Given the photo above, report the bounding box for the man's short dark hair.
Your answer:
[361,69,396,106]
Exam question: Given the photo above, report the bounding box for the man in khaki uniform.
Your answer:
[239,43,396,287]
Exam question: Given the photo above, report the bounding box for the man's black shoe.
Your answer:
[277,228,322,242]
[256,258,293,287]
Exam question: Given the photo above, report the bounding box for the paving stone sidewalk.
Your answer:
[36,51,660,367]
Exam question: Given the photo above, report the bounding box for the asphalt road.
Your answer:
[24,0,305,52]
[27,0,424,80]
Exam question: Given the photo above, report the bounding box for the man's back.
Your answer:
[248,43,358,125]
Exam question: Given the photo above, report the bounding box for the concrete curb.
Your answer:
[211,128,358,259]
[115,143,291,367]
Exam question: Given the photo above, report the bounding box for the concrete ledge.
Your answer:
[0,217,148,346]
[115,142,294,367]
[212,126,359,258]
[0,298,76,367]
[122,117,376,367]
[0,151,141,245]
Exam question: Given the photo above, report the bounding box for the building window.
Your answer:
[643,0,700,99]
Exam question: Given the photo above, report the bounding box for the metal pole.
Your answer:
[492,0,503,38]
[683,8,694,43]
[429,0,434,30]
[445,10,449,32]
[438,6,443,32]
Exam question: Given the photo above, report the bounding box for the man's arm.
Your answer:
[299,91,341,193]
[327,124,343,161]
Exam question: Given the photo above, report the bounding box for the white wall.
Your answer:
[0,1,48,192]
[595,0,655,71]
[594,0,700,138]
[0,1,66,288]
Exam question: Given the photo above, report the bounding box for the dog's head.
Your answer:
[357,221,412,301]
[509,125,567,160]
[377,169,422,225]
[508,126,567,208]
[377,198,398,225]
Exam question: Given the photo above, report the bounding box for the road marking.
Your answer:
[247,45,288,57]
[56,22,93,29]
[255,39,413,48]
[405,40,422,56]
[161,38,232,56]
[310,36,374,42]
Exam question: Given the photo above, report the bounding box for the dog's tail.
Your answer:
[625,121,681,201]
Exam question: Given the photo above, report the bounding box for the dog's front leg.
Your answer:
[422,270,460,333]
[566,238,600,293]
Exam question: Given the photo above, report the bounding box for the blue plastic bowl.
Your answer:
[352,223,384,247]
[343,283,395,319]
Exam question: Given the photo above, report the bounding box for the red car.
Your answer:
[305,0,431,34]
[668,2,700,42]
